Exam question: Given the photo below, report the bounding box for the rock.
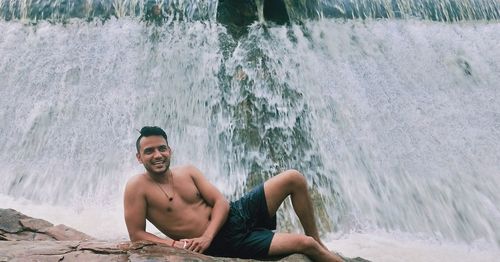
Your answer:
[78,241,129,254]
[128,243,218,261]
[19,218,54,231]
[0,208,368,261]
[0,209,28,233]
[0,208,312,261]
[1,230,56,241]
[1,231,38,241]
[0,240,312,262]
[345,257,372,262]
[0,240,79,256]
[60,251,128,262]
[33,232,57,241]
[0,209,92,241]
[41,224,94,241]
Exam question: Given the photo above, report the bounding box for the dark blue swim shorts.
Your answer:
[205,184,276,259]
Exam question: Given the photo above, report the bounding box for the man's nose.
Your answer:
[152,149,162,158]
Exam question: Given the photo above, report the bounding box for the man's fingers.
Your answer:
[178,239,208,253]
[179,239,193,250]
[189,242,198,252]
[185,241,191,249]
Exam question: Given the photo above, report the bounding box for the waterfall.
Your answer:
[1,0,499,22]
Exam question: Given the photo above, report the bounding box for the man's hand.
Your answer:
[179,235,213,253]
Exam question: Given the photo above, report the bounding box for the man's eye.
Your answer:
[144,149,153,154]
[159,146,167,152]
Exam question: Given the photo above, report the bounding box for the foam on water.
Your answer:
[0,195,127,241]
[328,232,500,262]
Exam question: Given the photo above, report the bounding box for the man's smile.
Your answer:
[152,160,166,166]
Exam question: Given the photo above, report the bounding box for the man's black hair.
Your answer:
[136,126,168,153]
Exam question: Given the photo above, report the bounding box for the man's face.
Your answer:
[136,135,171,175]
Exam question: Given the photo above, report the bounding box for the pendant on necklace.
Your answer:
[153,174,175,202]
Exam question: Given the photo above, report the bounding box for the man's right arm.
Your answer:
[123,177,175,246]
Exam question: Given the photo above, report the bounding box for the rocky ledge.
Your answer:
[0,208,368,262]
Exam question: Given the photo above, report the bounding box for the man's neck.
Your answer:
[147,169,172,183]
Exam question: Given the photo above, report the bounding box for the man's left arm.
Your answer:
[181,165,229,253]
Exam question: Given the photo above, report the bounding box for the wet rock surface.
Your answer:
[0,208,368,261]
[0,208,311,261]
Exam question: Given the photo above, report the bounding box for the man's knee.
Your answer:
[296,235,320,253]
[283,169,308,190]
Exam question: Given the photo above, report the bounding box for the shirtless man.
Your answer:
[124,126,343,261]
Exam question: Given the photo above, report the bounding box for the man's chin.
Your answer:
[145,166,169,176]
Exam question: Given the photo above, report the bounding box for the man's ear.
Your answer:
[136,152,143,164]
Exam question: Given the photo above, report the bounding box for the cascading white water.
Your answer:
[227,19,500,248]
[0,19,226,237]
[1,2,499,261]
[291,19,500,244]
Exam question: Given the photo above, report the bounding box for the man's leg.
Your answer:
[264,170,344,261]
[268,233,343,262]
[263,169,325,246]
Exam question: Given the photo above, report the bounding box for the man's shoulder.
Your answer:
[172,165,206,184]
[125,173,148,190]
[173,164,201,175]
